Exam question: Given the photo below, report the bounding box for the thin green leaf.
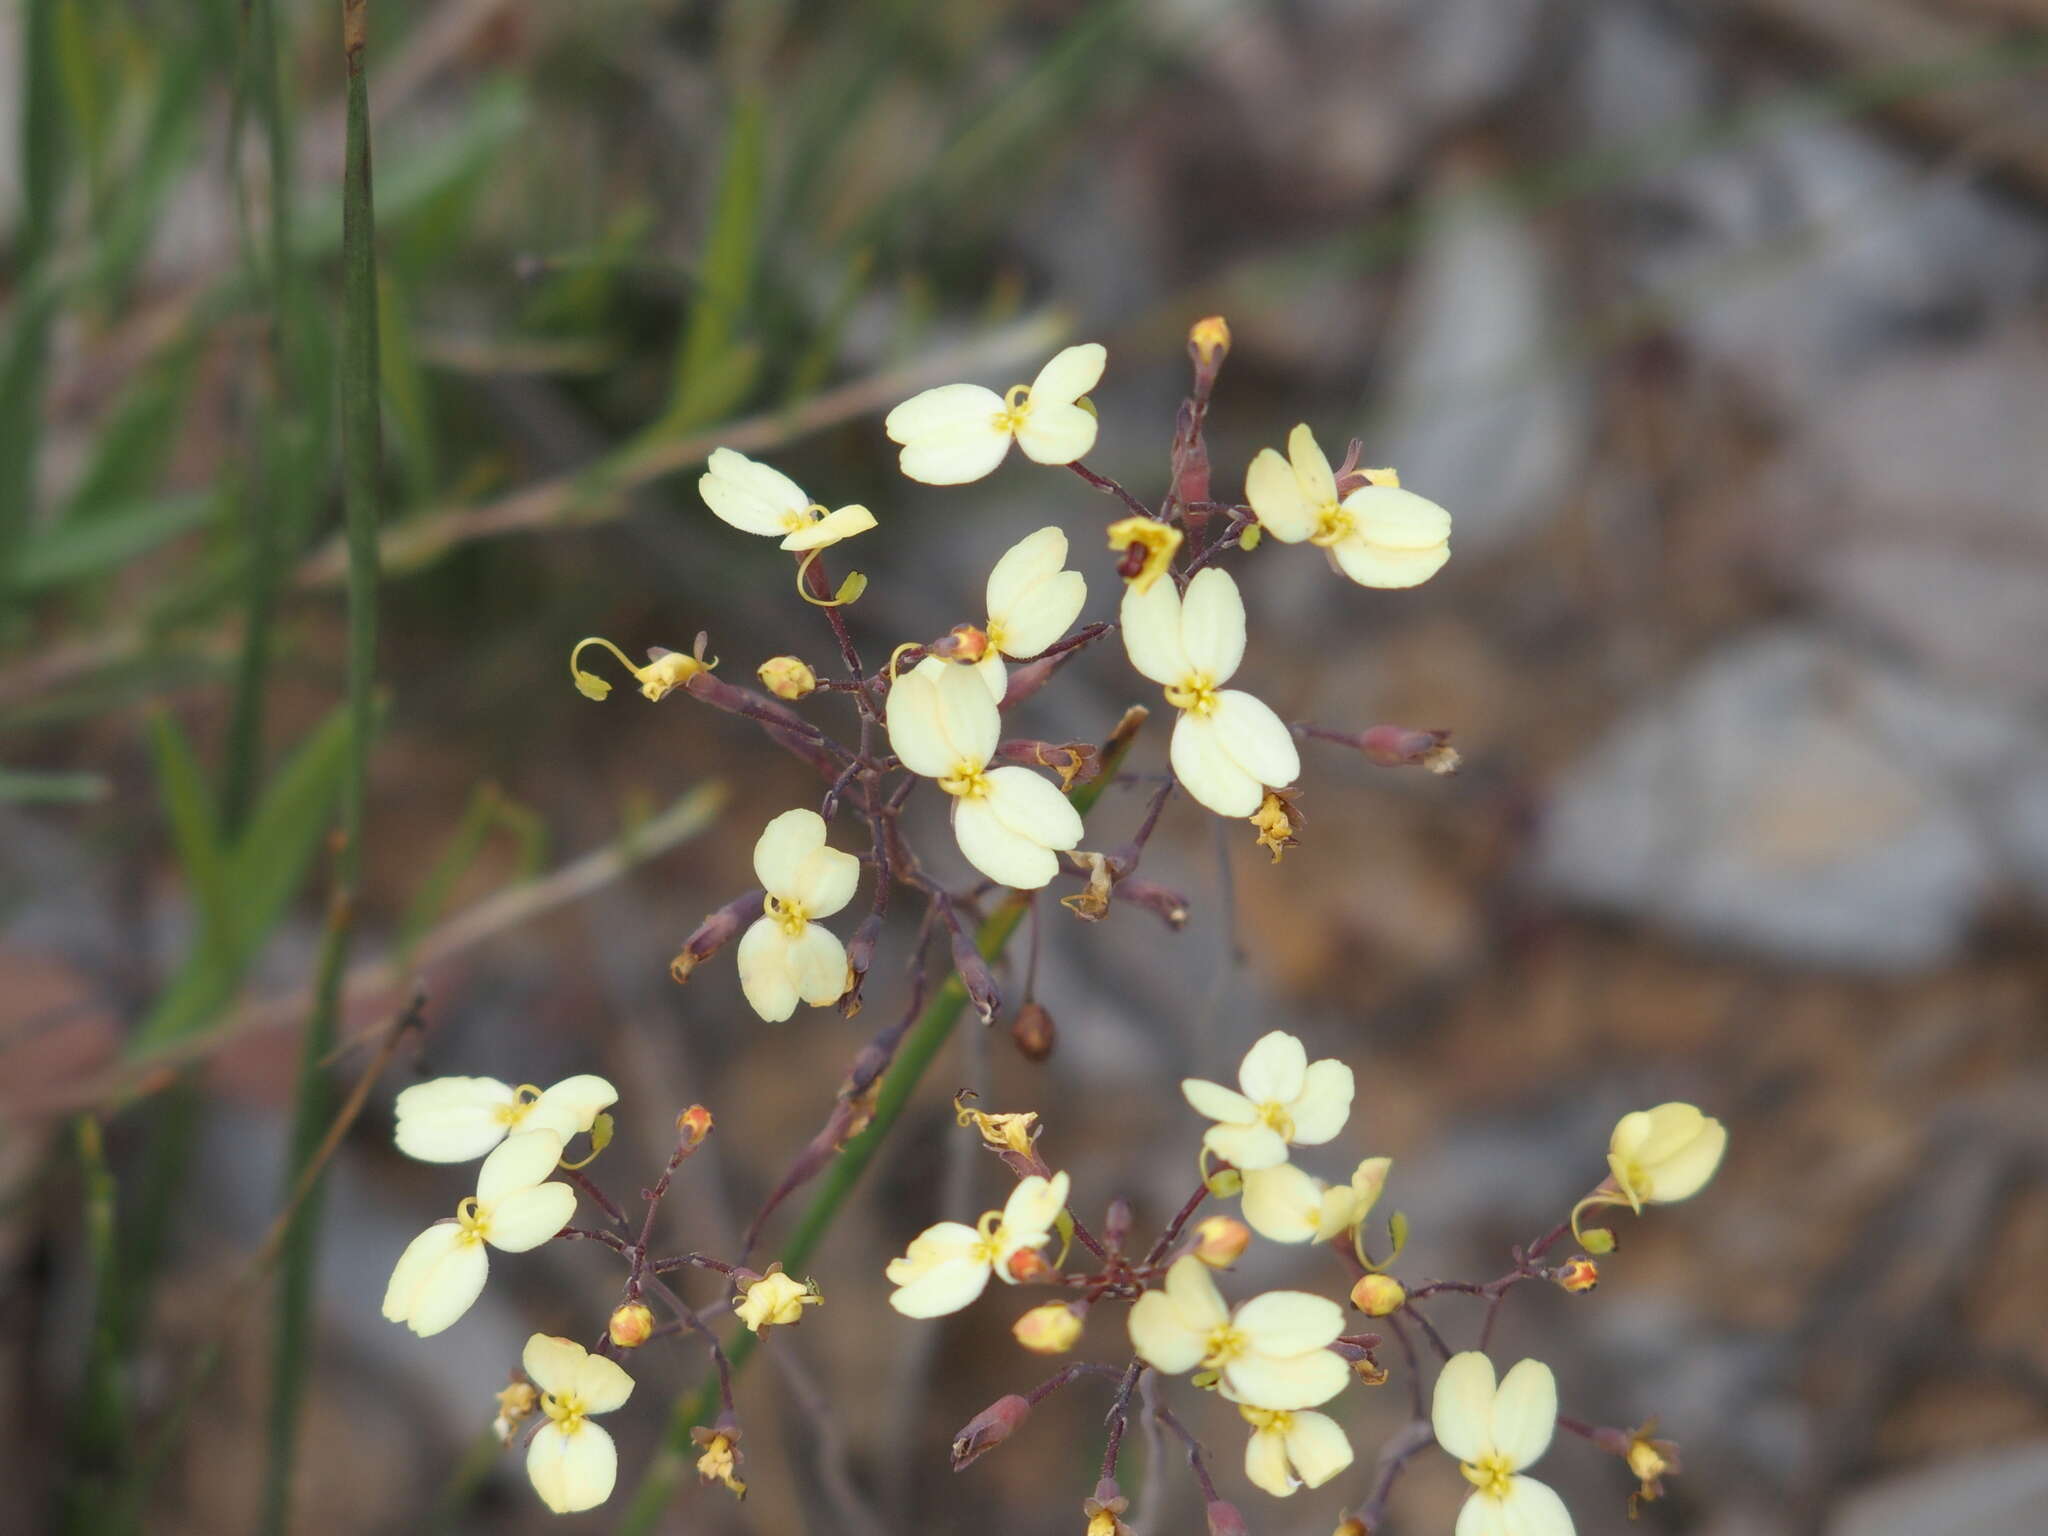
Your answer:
[0,767,110,803]
[662,89,766,430]
[12,494,217,593]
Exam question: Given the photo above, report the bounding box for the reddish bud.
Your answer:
[1204,1499,1250,1536]
[1011,1001,1056,1062]
[950,1394,1031,1470]
[672,889,766,983]
[1356,725,1461,774]
[676,1104,714,1143]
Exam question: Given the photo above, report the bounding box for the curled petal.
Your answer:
[1002,1171,1071,1241]
[1284,1410,1354,1489]
[1328,534,1450,590]
[780,503,877,551]
[1340,484,1452,549]
[1245,446,1316,544]
[524,1075,619,1144]
[699,448,808,536]
[973,651,1008,702]
[1646,1118,1728,1203]
[1286,424,1339,508]
[1244,1420,1300,1497]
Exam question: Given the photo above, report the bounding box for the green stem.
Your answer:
[261,4,379,1530]
[611,716,1144,1534]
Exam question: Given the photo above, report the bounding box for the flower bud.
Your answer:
[1333,1520,1371,1536]
[1204,1498,1249,1536]
[1350,1274,1407,1317]
[671,889,763,984]
[1011,1001,1056,1062]
[1012,1301,1084,1355]
[1189,315,1231,370]
[950,1394,1031,1470]
[608,1302,656,1348]
[1357,724,1460,774]
[929,624,989,663]
[1191,1216,1251,1268]
[677,1104,714,1144]
[949,926,1002,1025]
[756,655,817,700]
[1005,1248,1056,1285]
[1555,1255,1599,1292]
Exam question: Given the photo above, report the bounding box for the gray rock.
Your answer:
[1828,1442,2048,1536]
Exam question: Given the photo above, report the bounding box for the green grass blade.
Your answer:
[59,1118,130,1534]
[11,494,217,594]
[395,782,545,965]
[661,89,767,431]
[0,766,110,803]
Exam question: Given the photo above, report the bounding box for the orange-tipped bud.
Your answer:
[678,1104,714,1144]
[1189,316,1231,369]
[1556,1256,1599,1293]
[1012,1302,1084,1355]
[1191,1216,1251,1268]
[1350,1274,1407,1317]
[756,655,817,700]
[609,1302,656,1348]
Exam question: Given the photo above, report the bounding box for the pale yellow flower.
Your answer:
[1239,1156,1389,1245]
[1433,1352,1575,1536]
[523,1334,635,1514]
[1181,1030,1353,1173]
[698,447,877,550]
[734,1270,821,1333]
[1127,1256,1349,1410]
[973,526,1087,700]
[1121,569,1298,818]
[382,1132,576,1337]
[1238,1404,1353,1498]
[1245,424,1451,588]
[1607,1103,1727,1210]
[885,344,1106,484]
[886,1173,1070,1318]
[393,1074,617,1163]
[886,658,1082,889]
[735,809,860,1021]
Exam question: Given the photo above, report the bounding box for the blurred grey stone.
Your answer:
[1531,628,2048,970]
[1371,188,1592,554]
[1828,1442,2048,1536]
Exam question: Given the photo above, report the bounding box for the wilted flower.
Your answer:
[1106,516,1182,594]
[734,1269,821,1333]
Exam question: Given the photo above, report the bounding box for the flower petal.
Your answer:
[1328,535,1450,590]
[1456,1490,1509,1536]
[1162,1253,1230,1330]
[998,570,1086,658]
[1029,343,1106,405]
[885,383,1012,484]
[1245,445,1316,544]
[527,1420,618,1514]
[1499,1475,1576,1536]
[889,1255,993,1317]
[477,1130,565,1205]
[1632,1102,1707,1164]
[1240,1164,1328,1244]
[953,793,1059,890]
[780,502,876,551]
[1490,1358,1559,1470]
[1287,424,1339,508]
[931,657,1000,769]
[1015,400,1098,466]
[791,842,860,918]
[572,1351,637,1415]
[885,666,956,778]
[983,765,1083,850]
[1244,1421,1301,1497]
[736,917,799,1022]
[987,526,1070,617]
[382,1223,464,1325]
[1179,568,1247,684]
[1284,1410,1354,1488]
[1203,1120,1290,1172]
[521,1333,588,1396]
[1181,1077,1255,1125]
[486,1181,576,1253]
[1171,712,1264,818]
[1234,1290,1343,1355]
[787,923,849,1007]
[974,651,1009,702]
[699,447,806,537]
[388,1230,487,1337]
[1002,1171,1071,1241]
[1647,1119,1727,1203]
[1342,484,1452,550]
[1129,1291,1206,1373]
[1432,1351,1499,1463]
[1209,690,1300,792]
[754,808,826,897]
[524,1075,620,1144]
[1238,1031,1308,1104]
[1285,1058,1354,1146]
[1120,577,1189,686]
[393,1077,517,1162]
[1223,1346,1349,1411]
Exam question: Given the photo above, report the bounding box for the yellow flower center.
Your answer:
[1163,672,1219,715]
[764,893,810,936]
[1239,1404,1291,1434]
[1309,502,1355,547]
[541,1389,588,1436]
[455,1196,490,1246]
[493,1083,545,1128]
[1461,1454,1516,1500]
[970,1208,1009,1265]
[1200,1322,1248,1369]
[1610,1154,1650,1207]
[779,502,832,535]
[1255,1100,1296,1139]
[993,383,1032,435]
[939,760,991,799]
[984,618,1009,652]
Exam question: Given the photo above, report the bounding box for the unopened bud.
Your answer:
[1191,1216,1251,1268]
[1171,398,1212,507]
[1103,1197,1133,1253]
[1333,1520,1371,1536]
[1357,724,1460,774]
[672,889,763,984]
[1012,1302,1084,1355]
[1555,1255,1599,1292]
[949,927,1002,1025]
[609,1302,656,1348]
[1005,1248,1056,1285]
[1189,315,1231,370]
[1011,1001,1056,1061]
[1204,1498,1249,1536]
[1118,878,1190,930]
[929,624,989,663]
[950,1394,1031,1470]
[756,655,817,700]
[677,1104,714,1144]
[1350,1274,1407,1317]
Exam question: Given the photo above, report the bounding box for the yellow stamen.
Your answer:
[993,383,1031,435]
[1163,673,1219,715]
[795,548,867,608]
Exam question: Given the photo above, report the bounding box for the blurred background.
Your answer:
[4,0,2047,1532]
